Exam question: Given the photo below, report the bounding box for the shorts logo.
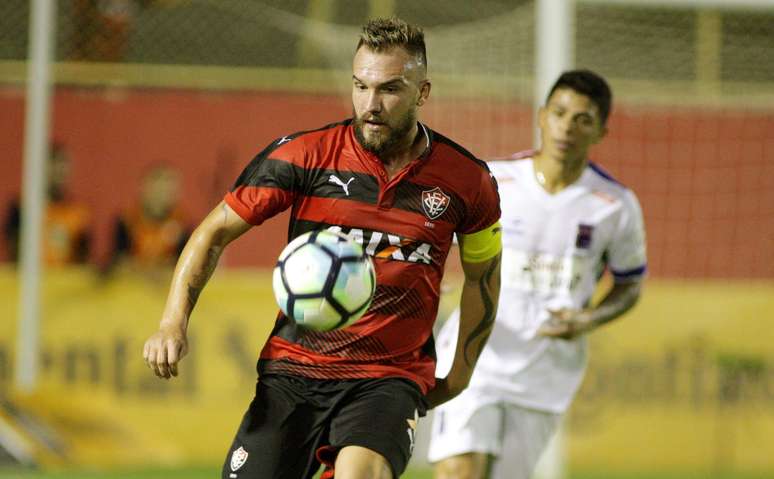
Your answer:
[406,409,419,454]
[230,446,248,472]
[421,187,450,220]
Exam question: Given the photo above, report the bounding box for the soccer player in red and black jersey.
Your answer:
[143,17,502,479]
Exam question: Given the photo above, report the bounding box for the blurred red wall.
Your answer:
[0,86,772,277]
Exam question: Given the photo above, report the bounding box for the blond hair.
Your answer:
[357,17,427,69]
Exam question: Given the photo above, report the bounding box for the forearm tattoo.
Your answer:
[185,246,221,313]
[463,258,499,366]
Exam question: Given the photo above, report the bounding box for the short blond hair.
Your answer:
[357,17,427,69]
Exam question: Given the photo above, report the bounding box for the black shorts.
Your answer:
[221,374,428,479]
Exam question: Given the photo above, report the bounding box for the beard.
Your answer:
[353,108,417,158]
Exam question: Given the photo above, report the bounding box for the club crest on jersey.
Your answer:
[421,187,450,220]
[230,446,248,472]
[575,224,594,249]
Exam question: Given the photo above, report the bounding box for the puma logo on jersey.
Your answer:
[277,136,292,145]
[327,226,433,265]
[406,409,419,454]
[328,175,355,196]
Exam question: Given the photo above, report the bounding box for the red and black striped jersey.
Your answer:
[225,119,500,393]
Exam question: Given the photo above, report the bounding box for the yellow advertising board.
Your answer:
[570,280,774,475]
[0,267,276,467]
[0,267,773,474]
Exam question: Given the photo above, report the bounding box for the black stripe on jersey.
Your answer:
[233,159,381,204]
[305,169,379,202]
[368,284,431,321]
[284,118,353,145]
[236,160,467,226]
[299,328,392,359]
[431,129,491,172]
[231,120,351,190]
[300,168,467,224]
[392,181,466,226]
[259,358,378,379]
[288,219,337,242]
[268,314,392,359]
[231,157,299,190]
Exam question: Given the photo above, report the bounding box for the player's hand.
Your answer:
[537,308,594,340]
[425,375,468,409]
[143,325,188,379]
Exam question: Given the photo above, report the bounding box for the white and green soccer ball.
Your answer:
[272,230,376,332]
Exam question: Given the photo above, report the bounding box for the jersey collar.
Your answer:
[349,119,433,165]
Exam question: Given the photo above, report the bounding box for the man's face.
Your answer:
[539,87,607,162]
[142,167,180,220]
[351,46,429,157]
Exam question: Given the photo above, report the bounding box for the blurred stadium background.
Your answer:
[0,0,773,478]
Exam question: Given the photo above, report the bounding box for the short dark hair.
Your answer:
[357,17,427,70]
[547,69,612,125]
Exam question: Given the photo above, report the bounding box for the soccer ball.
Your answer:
[272,230,376,332]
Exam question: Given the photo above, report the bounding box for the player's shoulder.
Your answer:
[488,150,536,163]
[485,150,535,179]
[429,128,489,173]
[585,161,641,207]
[586,162,627,192]
[264,119,350,157]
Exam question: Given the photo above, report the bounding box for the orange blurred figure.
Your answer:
[107,164,190,270]
[3,143,91,266]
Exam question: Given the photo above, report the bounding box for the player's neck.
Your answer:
[533,152,587,194]
[380,124,426,180]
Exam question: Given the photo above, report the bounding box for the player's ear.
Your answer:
[417,80,431,106]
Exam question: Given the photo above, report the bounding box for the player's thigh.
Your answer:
[428,394,503,464]
[434,452,492,479]
[334,445,392,479]
[221,375,324,479]
[328,378,426,478]
[490,406,561,479]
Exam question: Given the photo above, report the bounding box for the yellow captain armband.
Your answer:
[459,221,502,263]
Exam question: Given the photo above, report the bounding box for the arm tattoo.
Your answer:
[463,258,499,366]
[186,284,201,312]
[186,246,221,313]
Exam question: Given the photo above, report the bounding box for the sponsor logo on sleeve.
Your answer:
[575,224,594,249]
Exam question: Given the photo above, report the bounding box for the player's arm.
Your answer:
[541,188,647,340]
[426,222,502,409]
[538,279,642,340]
[143,201,251,379]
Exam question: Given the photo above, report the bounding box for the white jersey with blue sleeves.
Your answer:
[435,153,647,413]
